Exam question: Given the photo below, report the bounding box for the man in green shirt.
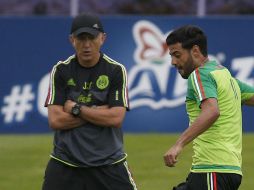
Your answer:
[163,25,254,190]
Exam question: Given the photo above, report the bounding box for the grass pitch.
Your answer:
[0,133,253,190]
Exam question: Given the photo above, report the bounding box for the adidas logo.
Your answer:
[67,78,76,86]
[93,23,99,29]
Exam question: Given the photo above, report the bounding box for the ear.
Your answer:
[191,45,201,58]
[69,35,75,47]
[100,33,106,46]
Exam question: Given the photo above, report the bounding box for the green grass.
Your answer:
[0,133,253,190]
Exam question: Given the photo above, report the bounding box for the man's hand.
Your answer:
[64,100,76,114]
[163,144,183,167]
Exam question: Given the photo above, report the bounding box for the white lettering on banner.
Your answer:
[129,21,228,109]
[0,56,253,125]
[37,73,50,117]
[129,20,187,109]
[1,84,34,123]
[128,20,254,110]
[173,73,187,97]
[232,57,254,86]
[0,21,253,125]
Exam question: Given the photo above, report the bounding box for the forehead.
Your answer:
[75,32,97,40]
[168,42,183,55]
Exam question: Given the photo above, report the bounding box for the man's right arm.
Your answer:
[45,65,86,130]
[164,98,220,167]
[48,105,85,130]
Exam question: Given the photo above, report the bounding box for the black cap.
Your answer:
[70,13,104,37]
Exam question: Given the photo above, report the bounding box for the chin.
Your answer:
[179,72,188,79]
[81,56,92,61]
[179,71,187,79]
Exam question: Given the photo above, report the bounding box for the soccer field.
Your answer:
[0,134,253,190]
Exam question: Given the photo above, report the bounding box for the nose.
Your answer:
[81,38,91,48]
[83,40,90,46]
[171,57,177,66]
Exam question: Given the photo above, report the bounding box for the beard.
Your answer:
[181,55,196,79]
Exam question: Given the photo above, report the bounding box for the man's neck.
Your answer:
[195,56,209,68]
[200,57,209,66]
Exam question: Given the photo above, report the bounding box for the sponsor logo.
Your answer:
[67,78,76,86]
[77,93,92,104]
[93,23,99,29]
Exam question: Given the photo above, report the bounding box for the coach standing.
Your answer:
[42,13,137,190]
[163,25,254,190]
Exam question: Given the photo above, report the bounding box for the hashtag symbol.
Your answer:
[1,84,35,123]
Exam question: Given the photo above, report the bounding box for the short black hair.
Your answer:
[166,25,208,56]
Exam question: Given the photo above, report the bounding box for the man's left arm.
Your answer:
[163,98,220,167]
[235,79,254,106]
[244,96,254,106]
[64,101,126,128]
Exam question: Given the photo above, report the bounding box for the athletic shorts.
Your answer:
[172,172,242,190]
[42,158,137,190]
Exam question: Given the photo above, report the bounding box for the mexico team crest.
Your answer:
[96,75,109,89]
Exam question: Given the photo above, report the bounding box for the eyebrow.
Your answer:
[169,51,178,56]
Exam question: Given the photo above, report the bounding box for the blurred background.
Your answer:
[0,0,253,133]
[1,0,254,16]
[0,1,253,190]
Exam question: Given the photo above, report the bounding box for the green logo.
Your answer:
[67,78,76,86]
[96,75,109,89]
[78,93,92,103]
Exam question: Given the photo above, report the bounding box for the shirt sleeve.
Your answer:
[235,79,254,103]
[108,64,129,109]
[189,68,217,107]
[44,65,66,107]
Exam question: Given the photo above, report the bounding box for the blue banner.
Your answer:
[0,16,253,133]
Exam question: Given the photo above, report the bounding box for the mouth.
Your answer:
[81,51,91,56]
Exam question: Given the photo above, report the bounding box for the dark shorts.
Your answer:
[42,158,137,190]
[173,172,242,190]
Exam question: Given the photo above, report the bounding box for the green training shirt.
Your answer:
[186,60,254,175]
